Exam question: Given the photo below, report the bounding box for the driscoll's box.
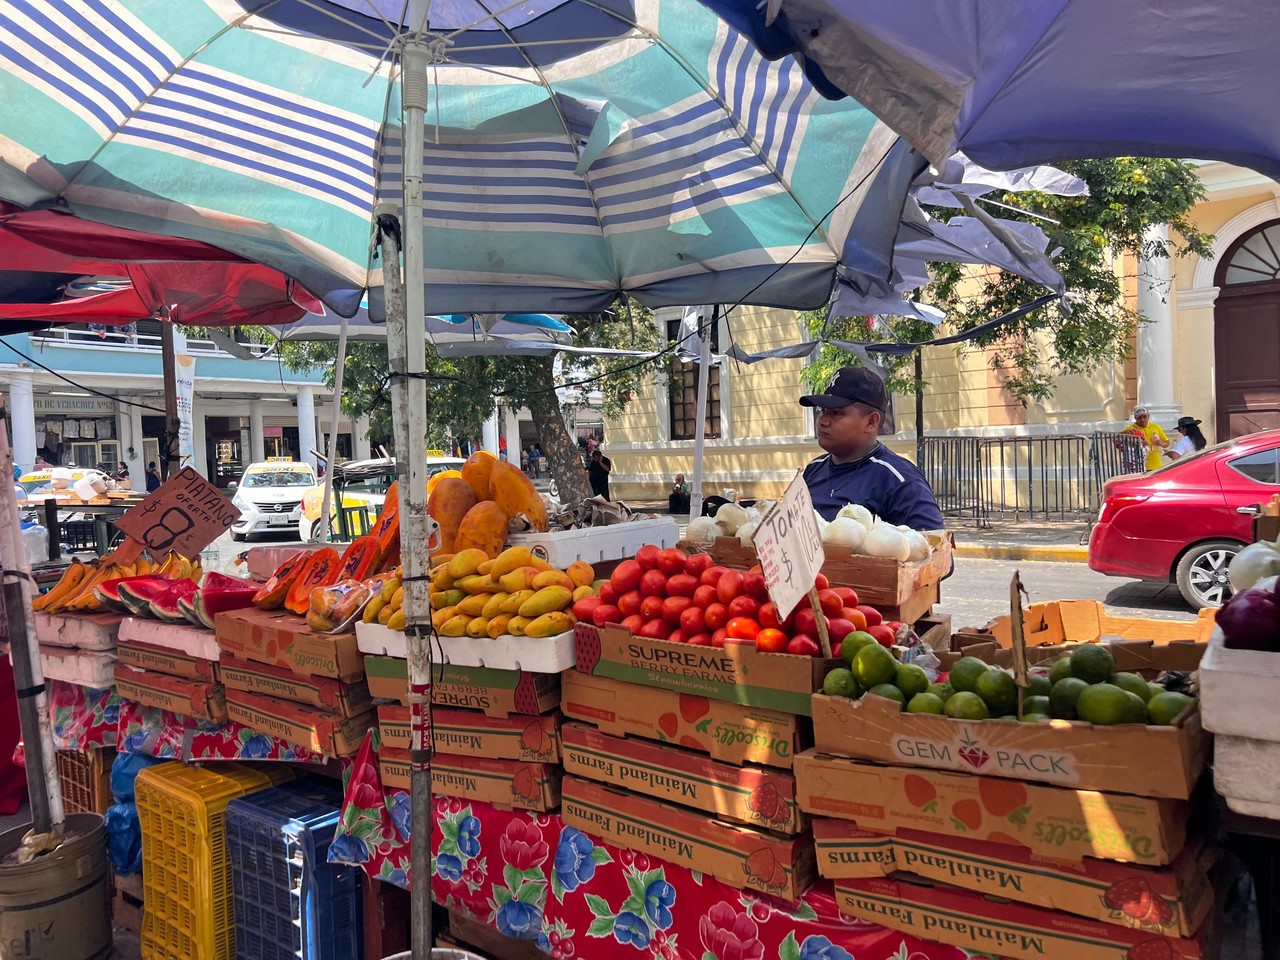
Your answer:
[363,655,560,718]
[219,655,373,718]
[562,776,816,900]
[793,752,1188,866]
[812,819,1215,937]
[560,671,805,769]
[216,607,362,682]
[561,722,805,834]
[114,664,226,723]
[377,705,561,762]
[117,641,217,682]
[378,748,560,812]
[225,688,373,757]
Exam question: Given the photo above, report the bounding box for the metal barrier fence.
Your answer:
[920,432,1148,526]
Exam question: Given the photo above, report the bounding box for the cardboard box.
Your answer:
[945,636,1208,674]
[793,752,1188,866]
[378,748,560,811]
[561,722,805,834]
[114,664,227,723]
[219,655,372,718]
[574,624,833,715]
[914,613,952,653]
[117,641,217,681]
[561,670,806,769]
[118,617,220,661]
[969,600,1216,648]
[812,819,1215,937]
[562,776,816,900]
[363,655,561,718]
[378,705,561,762]
[215,607,363,682]
[224,688,373,757]
[833,876,1211,960]
[810,687,1206,800]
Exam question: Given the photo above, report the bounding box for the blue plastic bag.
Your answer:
[110,751,165,803]
[105,802,142,875]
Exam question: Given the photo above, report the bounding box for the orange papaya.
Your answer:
[426,477,478,554]
[334,535,383,582]
[488,460,549,532]
[253,550,312,610]
[284,547,341,615]
[454,500,509,558]
[461,450,498,502]
[371,481,400,557]
[427,469,463,497]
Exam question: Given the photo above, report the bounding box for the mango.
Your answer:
[499,590,535,614]
[455,593,492,617]
[518,585,573,618]
[532,570,574,591]
[381,577,403,603]
[481,593,511,619]
[507,615,531,636]
[378,603,395,625]
[572,585,595,602]
[386,608,406,631]
[487,614,513,639]
[430,588,465,610]
[439,614,472,637]
[431,605,460,629]
[455,574,492,594]
[499,567,539,593]
[478,559,495,576]
[529,557,552,572]
[363,596,387,623]
[524,610,575,637]
[431,567,456,590]
[492,545,534,578]
[307,610,335,633]
[466,617,491,638]
[567,561,595,588]
[447,548,490,579]
[390,586,404,610]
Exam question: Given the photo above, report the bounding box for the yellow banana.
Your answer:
[32,561,89,611]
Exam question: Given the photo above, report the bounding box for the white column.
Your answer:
[1136,224,1180,425]
[248,405,266,464]
[296,386,317,469]
[191,405,208,478]
[502,406,520,460]
[7,370,36,472]
[354,415,372,460]
[127,405,145,481]
[481,411,500,455]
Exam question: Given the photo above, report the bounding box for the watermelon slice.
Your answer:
[194,587,258,630]
[149,580,200,623]
[94,576,172,615]
[175,594,206,629]
[201,571,258,591]
[116,578,181,618]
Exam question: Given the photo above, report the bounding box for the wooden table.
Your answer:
[29,497,146,560]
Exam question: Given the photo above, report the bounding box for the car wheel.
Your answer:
[1174,539,1241,609]
[231,530,248,543]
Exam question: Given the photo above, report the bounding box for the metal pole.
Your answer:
[688,306,715,523]
[314,315,350,543]
[160,324,181,481]
[914,348,925,466]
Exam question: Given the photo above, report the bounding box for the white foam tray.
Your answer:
[507,517,680,568]
[34,612,120,652]
[117,617,220,662]
[356,621,575,673]
[1200,626,1280,740]
[1215,733,1280,816]
[39,645,116,688]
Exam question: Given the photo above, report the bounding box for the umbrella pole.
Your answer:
[688,305,716,523]
[314,315,350,543]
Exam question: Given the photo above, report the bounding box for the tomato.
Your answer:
[710,628,728,648]
[639,569,668,597]
[621,614,645,634]
[635,544,662,570]
[639,618,675,640]
[617,590,643,617]
[814,573,830,591]
[667,628,686,644]
[687,633,712,646]
[758,602,781,629]
[793,606,820,638]
[817,589,844,618]
[598,581,619,605]
[858,605,884,627]
[727,595,760,620]
[832,586,859,607]
[826,618,855,643]
[684,553,714,577]
[641,594,665,620]
[754,627,788,653]
[726,617,760,641]
[657,547,690,576]
[841,607,868,632]
[692,585,719,609]
[742,571,770,601]
[662,596,693,625]
[703,602,730,631]
[679,606,707,635]
[868,624,896,647]
[665,573,699,598]
[885,620,904,634]
[698,565,729,588]
[610,559,642,594]
[786,635,821,657]
[572,596,603,620]
[716,570,744,604]
[592,604,621,628]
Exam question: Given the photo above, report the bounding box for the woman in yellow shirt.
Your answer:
[1128,406,1169,470]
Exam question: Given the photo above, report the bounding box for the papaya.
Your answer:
[427,478,478,554]
[461,450,499,502]
[454,501,509,558]
[371,481,401,557]
[253,550,312,610]
[285,548,341,615]
[334,535,383,582]
[427,469,463,497]
[488,460,548,532]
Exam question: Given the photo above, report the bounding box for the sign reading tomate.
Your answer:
[753,471,825,620]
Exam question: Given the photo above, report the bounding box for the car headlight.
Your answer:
[231,493,251,512]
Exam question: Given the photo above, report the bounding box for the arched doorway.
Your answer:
[1214,219,1280,438]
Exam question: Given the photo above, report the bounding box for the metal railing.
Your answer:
[28,326,276,359]
[920,432,1148,526]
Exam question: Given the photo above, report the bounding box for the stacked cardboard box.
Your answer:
[115,617,226,723]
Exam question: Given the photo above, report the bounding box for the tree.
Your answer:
[802,158,1215,404]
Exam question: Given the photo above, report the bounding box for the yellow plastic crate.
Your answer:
[135,763,292,960]
[56,747,114,815]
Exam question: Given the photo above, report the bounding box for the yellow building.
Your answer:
[606,161,1280,503]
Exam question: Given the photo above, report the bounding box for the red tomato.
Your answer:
[684,553,714,577]
[833,586,859,607]
[657,547,689,576]
[885,620,904,634]
[687,633,712,647]
[858,605,884,627]
[710,628,728,648]
[868,624,896,647]
[639,618,675,640]
[786,635,821,657]
[826,618,855,643]
[754,627,788,653]
[665,573,699,598]
[679,606,707,635]
[639,569,668,597]
[727,595,760,620]
[716,571,745,604]
[572,596,603,620]
[742,571,769,601]
[703,602,730,631]
[641,595,665,620]
[758,602,781,629]
[621,614,645,634]
[692,585,719,609]
[793,606,820,638]
[617,590,643,617]
[726,617,760,641]
[841,608,868,632]
[667,628,686,644]
[698,565,729,588]
[635,544,662,571]
[814,573,830,591]
[662,596,693,625]
[598,581,619,605]
[610,559,642,594]
[817,589,844,618]
[592,604,621,628]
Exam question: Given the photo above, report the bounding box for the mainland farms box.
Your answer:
[219,655,373,718]
[378,748,560,811]
[833,876,1214,960]
[215,607,363,682]
[560,670,806,769]
[117,640,217,682]
[574,624,834,716]
[812,819,1215,937]
[363,655,561,718]
[225,688,374,757]
[969,600,1216,648]
[793,752,1189,866]
[562,776,816,899]
[561,721,805,833]
[377,704,561,762]
[113,664,227,723]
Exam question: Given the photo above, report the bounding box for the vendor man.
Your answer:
[800,366,944,530]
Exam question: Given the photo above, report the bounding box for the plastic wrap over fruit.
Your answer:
[309,579,374,633]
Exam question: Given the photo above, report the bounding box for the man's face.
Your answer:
[815,402,879,458]
[1135,413,1150,428]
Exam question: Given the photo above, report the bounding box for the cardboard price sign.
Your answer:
[114,466,239,557]
[754,472,825,621]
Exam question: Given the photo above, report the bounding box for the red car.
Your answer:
[1088,428,1280,609]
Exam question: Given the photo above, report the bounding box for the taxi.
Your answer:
[297,453,465,540]
[228,459,318,542]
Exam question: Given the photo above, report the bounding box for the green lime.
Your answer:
[1077,683,1146,725]
[841,632,878,667]
[906,692,945,714]
[1112,672,1154,703]
[1049,677,1089,720]
[1022,695,1051,716]
[895,663,930,699]
[1019,713,1050,723]
[975,670,1018,715]
[853,644,899,688]
[823,668,859,699]
[927,681,954,702]
[1148,681,1167,701]
[866,683,906,707]
[1026,673,1052,698]
[943,691,990,720]
[1070,645,1116,685]
[1048,657,1074,686]
[1147,691,1195,726]
[948,657,990,693]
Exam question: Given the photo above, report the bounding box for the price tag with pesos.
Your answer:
[753,471,832,656]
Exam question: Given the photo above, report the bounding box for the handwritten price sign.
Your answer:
[115,466,240,558]
[753,472,825,620]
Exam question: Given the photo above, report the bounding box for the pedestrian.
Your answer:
[532,444,546,476]
[520,448,531,474]
[1166,416,1208,460]
[588,449,612,500]
[145,461,162,492]
[115,462,131,487]
[668,473,690,514]
[1126,405,1169,471]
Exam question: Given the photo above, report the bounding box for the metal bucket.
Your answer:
[0,814,112,960]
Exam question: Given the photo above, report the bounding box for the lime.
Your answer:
[927,681,955,701]
[1147,691,1195,726]
[866,683,906,707]
[948,657,990,693]
[1077,683,1147,725]
[1049,677,1089,720]
[853,644,899,688]
[1019,713,1050,723]
[906,692,945,714]
[1026,674,1052,698]
[1048,657,1074,686]
[943,691,990,720]
[1070,645,1116,685]
[1022,695,1051,716]
[1148,681,1167,701]
[895,663,931,699]
[840,632,878,667]
[823,668,859,699]
[1112,672,1154,703]
[975,670,1018,715]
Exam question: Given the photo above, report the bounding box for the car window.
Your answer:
[243,469,315,488]
[1227,448,1280,485]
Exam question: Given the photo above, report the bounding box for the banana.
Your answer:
[60,564,120,613]
[188,562,202,583]
[32,561,88,611]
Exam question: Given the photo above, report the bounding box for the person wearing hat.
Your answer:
[1126,405,1169,471]
[800,366,944,529]
[1166,416,1208,461]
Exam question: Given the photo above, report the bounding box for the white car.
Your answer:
[228,461,318,541]
[295,455,466,540]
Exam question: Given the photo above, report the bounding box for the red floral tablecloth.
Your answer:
[330,732,998,960]
[115,699,322,763]
[49,679,118,749]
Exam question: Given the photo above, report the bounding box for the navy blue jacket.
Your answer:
[804,444,944,530]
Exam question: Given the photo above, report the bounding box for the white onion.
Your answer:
[837,503,876,531]
[904,529,931,562]
[714,502,750,535]
[755,499,777,517]
[737,519,760,546]
[823,516,866,550]
[863,521,910,561]
[686,516,719,543]
[813,512,830,539]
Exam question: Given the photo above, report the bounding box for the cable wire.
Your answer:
[0,337,166,412]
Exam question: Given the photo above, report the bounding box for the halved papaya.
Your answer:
[253,550,312,610]
[284,547,341,615]
[372,481,401,557]
[335,535,383,583]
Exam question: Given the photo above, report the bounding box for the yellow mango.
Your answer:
[529,556,552,572]
[381,577,402,603]
[447,548,490,579]
[466,617,491,638]
[430,588,466,610]
[572,585,595,602]
[363,596,387,623]
[487,615,513,639]
[491,545,534,577]
[432,567,456,590]
[531,570,574,591]
[507,615,530,636]
[524,611,575,638]
[478,559,495,576]
[378,603,395,624]
[431,605,460,629]
[481,593,511,619]
[387,608,406,631]
[454,574,492,595]
[567,561,596,588]
[518,585,573,618]
[498,567,538,593]
[439,614,472,637]
[390,586,404,610]
[456,593,492,617]
[499,590,535,614]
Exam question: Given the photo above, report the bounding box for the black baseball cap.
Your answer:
[799,366,888,412]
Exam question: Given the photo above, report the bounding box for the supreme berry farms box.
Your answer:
[377,704,561,762]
